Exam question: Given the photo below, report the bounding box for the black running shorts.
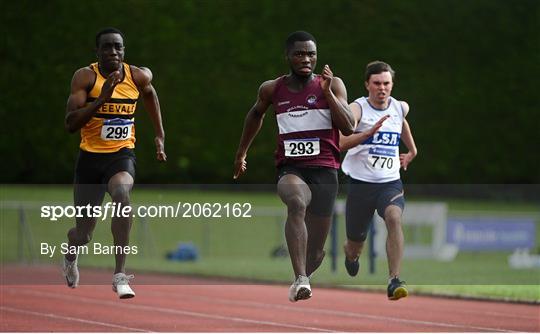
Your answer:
[345,178,405,242]
[73,148,136,210]
[74,148,136,185]
[277,165,338,217]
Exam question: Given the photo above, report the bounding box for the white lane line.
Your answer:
[482,310,540,321]
[140,289,525,333]
[1,306,150,332]
[3,288,337,333]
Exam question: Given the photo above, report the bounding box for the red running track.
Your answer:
[1,264,538,332]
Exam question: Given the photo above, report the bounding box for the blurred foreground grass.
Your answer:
[1,185,539,302]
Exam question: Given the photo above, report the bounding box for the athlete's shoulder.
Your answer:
[329,75,346,89]
[129,64,153,87]
[73,66,95,79]
[129,64,152,77]
[399,100,409,110]
[352,96,367,105]
[71,66,96,91]
[396,99,409,117]
[261,77,279,88]
[331,75,344,83]
[258,77,282,100]
[264,75,286,87]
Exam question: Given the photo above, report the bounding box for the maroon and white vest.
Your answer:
[272,75,340,169]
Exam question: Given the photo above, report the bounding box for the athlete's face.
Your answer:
[365,71,393,104]
[96,33,125,73]
[287,41,317,77]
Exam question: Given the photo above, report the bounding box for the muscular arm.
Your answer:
[339,102,390,151]
[399,101,417,171]
[132,66,166,161]
[233,80,274,179]
[321,65,355,135]
[65,67,121,133]
[64,68,99,133]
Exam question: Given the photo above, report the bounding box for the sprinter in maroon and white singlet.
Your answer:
[234,31,355,302]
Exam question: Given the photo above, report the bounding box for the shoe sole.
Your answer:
[63,263,79,288]
[389,287,408,300]
[65,277,78,288]
[113,286,135,299]
[295,287,312,301]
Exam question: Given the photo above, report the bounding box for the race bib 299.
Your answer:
[101,118,134,141]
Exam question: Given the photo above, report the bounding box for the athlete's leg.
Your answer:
[344,180,375,266]
[344,194,368,262]
[383,204,404,278]
[305,212,331,276]
[374,182,408,300]
[277,174,311,278]
[66,183,105,262]
[344,239,364,262]
[64,151,106,288]
[107,171,134,274]
[375,181,405,279]
[304,169,338,277]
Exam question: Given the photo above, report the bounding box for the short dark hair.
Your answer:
[95,27,124,47]
[285,31,316,51]
[365,61,395,82]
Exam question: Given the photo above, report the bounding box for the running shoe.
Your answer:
[112,273,135,299]
[63,256,79,288]
[387,277,408,300]
[344,256,359,277]
[288,275,311,302]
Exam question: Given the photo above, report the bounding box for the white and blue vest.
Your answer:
[342,96,404,183]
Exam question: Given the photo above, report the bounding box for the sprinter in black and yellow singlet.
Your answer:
[63,28,166,299]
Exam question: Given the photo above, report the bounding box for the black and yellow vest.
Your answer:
[80,62,139,153]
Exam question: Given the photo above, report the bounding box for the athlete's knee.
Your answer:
[284,194,308,215]
[109,184,131,204]
[384,213,402,232]
[68,228,92,245]
[346,228,369,243]
[384,206,402,226]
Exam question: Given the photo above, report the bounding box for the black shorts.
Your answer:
[74,148,136,185]
[345,178,405,242]
[277,165,338,217]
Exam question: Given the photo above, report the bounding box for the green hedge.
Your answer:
[2,0,538,184]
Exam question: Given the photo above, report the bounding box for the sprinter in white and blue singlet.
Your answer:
[340,61,418,301]
[234,31,355,302]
